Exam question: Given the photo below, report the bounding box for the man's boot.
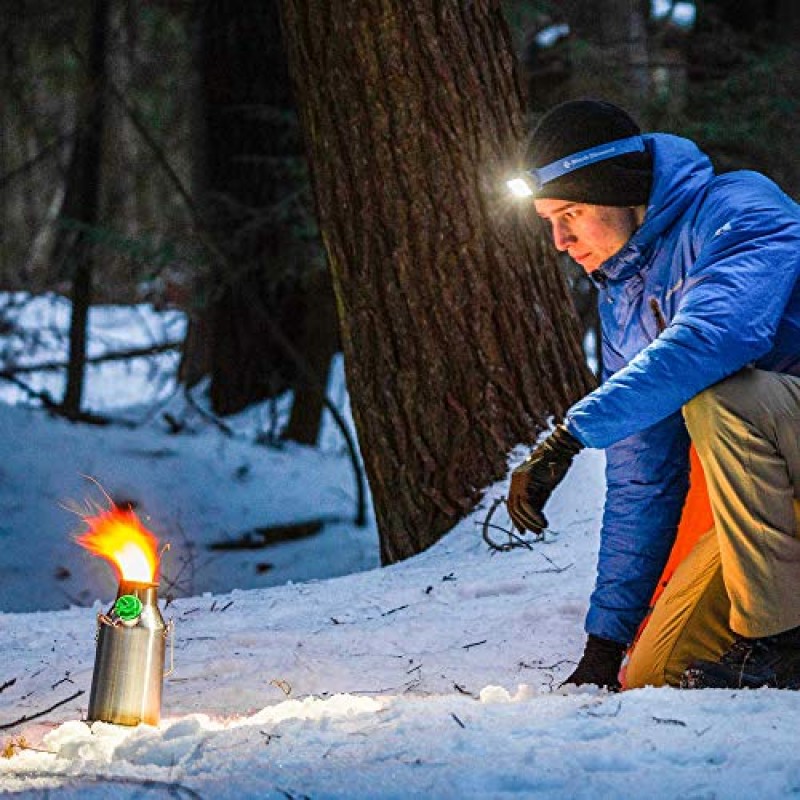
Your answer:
[682,625,800,689]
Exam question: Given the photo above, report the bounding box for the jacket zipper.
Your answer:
[649,297,667,334]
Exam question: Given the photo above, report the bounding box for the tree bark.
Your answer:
[281,0,594,563]
[52,0,110,418]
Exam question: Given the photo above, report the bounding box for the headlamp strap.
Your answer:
[529,135,645,191]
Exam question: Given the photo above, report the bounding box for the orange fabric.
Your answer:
[648,446,714,609]
[620,446,713,686]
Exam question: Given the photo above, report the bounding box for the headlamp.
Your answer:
[506,135,645,198]
[506,178,535,198]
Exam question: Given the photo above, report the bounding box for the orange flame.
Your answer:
[76,505,159,583]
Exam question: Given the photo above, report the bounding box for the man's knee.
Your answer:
[683,368,766,438]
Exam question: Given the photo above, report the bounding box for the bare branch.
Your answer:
[0,340,182,376]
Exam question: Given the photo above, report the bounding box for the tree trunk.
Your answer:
[183,0,335,423]
[282,267,339,445]
[281,0,594,563]
[52,0,109,418]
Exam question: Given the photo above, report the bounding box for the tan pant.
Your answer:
[626,368,800,689]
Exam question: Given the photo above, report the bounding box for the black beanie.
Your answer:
[528,99,653,207]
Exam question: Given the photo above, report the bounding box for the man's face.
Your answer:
[534,199,641,273]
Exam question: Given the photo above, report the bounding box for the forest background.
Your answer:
[2,0,799,571]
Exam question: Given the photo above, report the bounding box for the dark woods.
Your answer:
[1,0,797,558]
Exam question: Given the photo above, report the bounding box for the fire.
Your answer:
[76,505,159,583]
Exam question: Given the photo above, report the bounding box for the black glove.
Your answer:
[561,634,627,691]
[507,423,583,533]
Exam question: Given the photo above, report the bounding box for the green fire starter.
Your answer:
[114,594,143,622]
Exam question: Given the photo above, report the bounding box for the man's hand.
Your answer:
[561,634,627,691]
[507,424,583,533]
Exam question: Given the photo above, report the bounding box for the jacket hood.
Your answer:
[598,134,715,282]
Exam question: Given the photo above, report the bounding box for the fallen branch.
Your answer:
[180,385,234,436]
[208,520,324,551]
[0,340,182,427]
[480,498,542,552]
[0,690,85,731]
[0,678,16,694]
[0,372,107,421]
[0,373,122,426]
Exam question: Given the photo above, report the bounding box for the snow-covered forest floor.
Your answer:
[1,296,798,799]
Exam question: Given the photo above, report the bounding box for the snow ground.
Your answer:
[0,294,377,615]
[1,297,798,798]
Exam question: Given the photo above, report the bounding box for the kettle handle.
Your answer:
[163,618,176,677]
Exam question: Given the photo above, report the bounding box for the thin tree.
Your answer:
[49,0,110,418]
[281,1,594,563]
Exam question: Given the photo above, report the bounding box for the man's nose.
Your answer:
[552,221,575,251]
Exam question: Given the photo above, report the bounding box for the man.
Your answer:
[507,99,800,691]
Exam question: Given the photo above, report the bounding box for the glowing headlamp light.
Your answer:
[506,135,645,198]
[506,177,535,198]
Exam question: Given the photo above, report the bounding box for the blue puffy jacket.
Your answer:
[563,133,800,644]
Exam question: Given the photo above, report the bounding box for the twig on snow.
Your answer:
[270,679,292,697]
[518,658,575,672]
[532,550,573,574]
[381,604,409,617]
[652,716,687,727]
[0,690,85,731]
[50,673,74,691]
[584,699,623,718]
[277,789,311,800]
